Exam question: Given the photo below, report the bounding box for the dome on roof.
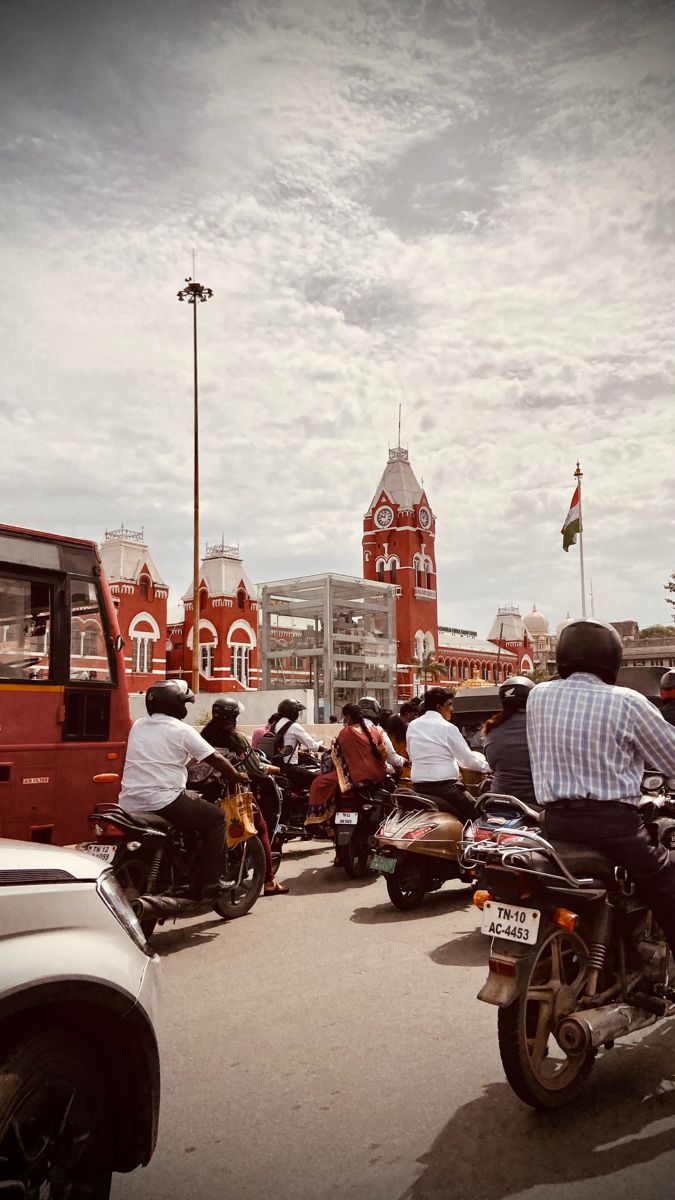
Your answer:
[556,613,575,635]
[523,605,549,635]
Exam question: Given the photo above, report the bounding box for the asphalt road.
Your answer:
[113,842,675,1200]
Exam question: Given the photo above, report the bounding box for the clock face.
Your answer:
[418,506,431,530]
[375,505,394,529]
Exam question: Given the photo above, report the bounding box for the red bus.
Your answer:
[0,523,131,845]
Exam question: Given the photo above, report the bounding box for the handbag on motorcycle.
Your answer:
[221,788,256,848]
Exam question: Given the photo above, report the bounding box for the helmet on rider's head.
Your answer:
[660,669,675,699]
[145,679,195,720]
[498,676,535,707]
[357,695,381,722]
[277,698,305,722]
[556,619,623,686]
[211,698,245,723]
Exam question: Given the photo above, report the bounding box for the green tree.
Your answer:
[639,624,675,640]
[522,667,552,683]
[666,571,675,618]
[407,652,448,695]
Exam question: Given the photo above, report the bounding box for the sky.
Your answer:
[1,0,674,636]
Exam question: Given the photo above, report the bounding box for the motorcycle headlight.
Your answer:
[97,870,154,957]
[642,775,665,793]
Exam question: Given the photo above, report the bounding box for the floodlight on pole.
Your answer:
[177,275,213,694]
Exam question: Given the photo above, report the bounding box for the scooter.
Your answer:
[333,780,395,878]
[371,787,472,910]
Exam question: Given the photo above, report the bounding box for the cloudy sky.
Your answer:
[1,0,673,635]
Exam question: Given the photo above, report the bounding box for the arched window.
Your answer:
[389,558,398,585]
[237,588,246,610]
[376,558,385,583]
[139,575,151,600]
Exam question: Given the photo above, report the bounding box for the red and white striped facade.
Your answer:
[99,528,169,691]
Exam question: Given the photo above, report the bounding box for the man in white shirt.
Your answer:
[406,687,489,822]
[120,680,245,900]
[270,699,324,789]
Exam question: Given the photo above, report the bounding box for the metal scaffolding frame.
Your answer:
[259,572,397,719]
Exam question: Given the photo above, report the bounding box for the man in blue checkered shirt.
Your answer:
[527,619,675,956]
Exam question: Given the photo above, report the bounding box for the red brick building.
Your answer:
[166,541,258,692]
[99,527,168,690]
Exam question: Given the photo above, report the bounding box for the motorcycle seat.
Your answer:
[550,841,616,884]
[123,809,174,832]
[393,790,438,813]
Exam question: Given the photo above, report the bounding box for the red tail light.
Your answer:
[402,823,439,840]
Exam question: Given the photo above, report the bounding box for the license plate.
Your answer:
[335,811,358,825]
[481,900,541,945]
[80,842,116,864]
[370,853,396,874]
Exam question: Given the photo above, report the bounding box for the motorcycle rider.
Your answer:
[527,619,675,958]
[119,680,247,900]
[357,696,405,771]
[483,676,537,806]
[201,698,289,895]
[268,699,323,789]
[660,670,675,726]
[406,687,489,821]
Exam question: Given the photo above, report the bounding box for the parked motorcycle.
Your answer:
[461,789,675,1109]
[333,780,395,878]
[88,771,266,940]
[371,787,474,910]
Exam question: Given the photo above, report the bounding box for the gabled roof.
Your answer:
[100,534,167,587]
[182,549,256,601]
[366,447,424,514]
[487,607,525,642]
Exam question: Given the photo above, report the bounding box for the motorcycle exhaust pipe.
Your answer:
[557,1003,657,1054]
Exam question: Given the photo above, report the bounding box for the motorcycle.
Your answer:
[333,780,395,878]
[87,769,266,941]
[461,787,675,1109]
[275,749,322,842]
[371,787,472,910]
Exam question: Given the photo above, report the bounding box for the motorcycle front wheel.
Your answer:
[213,835,266,919]
[386,856,427,910]
[498,925,594,1110]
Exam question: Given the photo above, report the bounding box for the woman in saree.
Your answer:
[305,702,388,837]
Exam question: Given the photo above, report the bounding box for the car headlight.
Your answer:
[97,870,154,957]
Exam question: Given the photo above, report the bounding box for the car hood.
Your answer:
[0,839,105,881]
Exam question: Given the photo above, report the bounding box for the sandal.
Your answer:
[264,881,289,895]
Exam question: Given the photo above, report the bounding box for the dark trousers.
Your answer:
[162,790,225,889]
[413,780,476,823]
[283,763,317,791]
[544,801,675,958]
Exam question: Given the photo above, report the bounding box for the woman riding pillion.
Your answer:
[201,698,289,896]
[483,676,537,806]
[406,687,490,822]
[305,702,389,834]
[119,680,247,901]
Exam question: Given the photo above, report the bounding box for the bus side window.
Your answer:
[68,580,112,682]
[0,576,52,681]
[63,689,111,741]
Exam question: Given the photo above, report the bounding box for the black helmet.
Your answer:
[211,698,245,722]
[498,676,535,706]
[277,698,305,722]
[556,619,623,685]
[661,670,675,697]
[357,695,381,722]
[145,679,195,720]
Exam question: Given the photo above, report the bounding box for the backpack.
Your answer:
[256,719,293,765]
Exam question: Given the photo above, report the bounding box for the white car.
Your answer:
[0,839,161,1198]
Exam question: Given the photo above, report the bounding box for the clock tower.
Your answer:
[362,445,439,698]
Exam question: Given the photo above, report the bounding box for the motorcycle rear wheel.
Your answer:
[213,835,266,919]
[386,857,427,910]
[114,850,158,941]
[341,831,371,878]
[498,926,594,1110]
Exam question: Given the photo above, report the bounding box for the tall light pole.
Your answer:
[177,275,213,694]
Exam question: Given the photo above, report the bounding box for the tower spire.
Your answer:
[397,403,401,448]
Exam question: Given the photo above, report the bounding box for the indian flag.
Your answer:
[561,486,581,552]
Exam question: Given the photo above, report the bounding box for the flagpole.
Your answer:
[575,462,587,618]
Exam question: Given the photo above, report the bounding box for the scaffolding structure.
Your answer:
[259,573,397,719]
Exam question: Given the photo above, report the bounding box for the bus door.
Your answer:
[0,528,131,845]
